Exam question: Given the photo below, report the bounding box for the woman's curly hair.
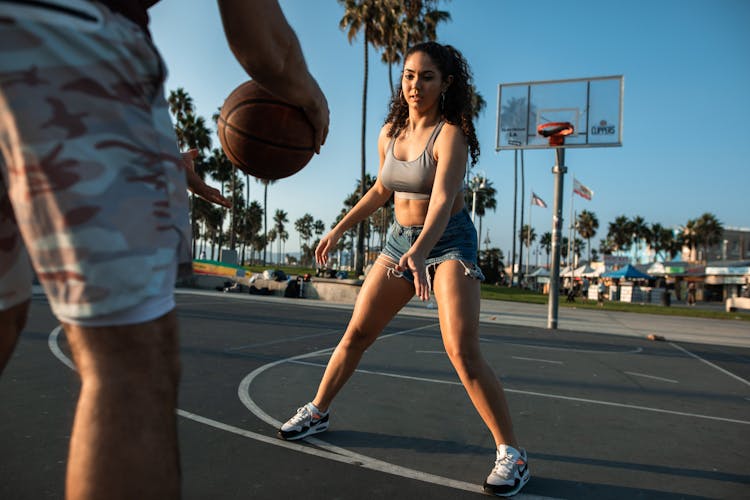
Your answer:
[384,41,480,167]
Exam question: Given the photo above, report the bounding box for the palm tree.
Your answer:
[168,88,211,257]
[167,88,193,137]
[519,224,536,275]
[339,0,390,277]
[339,0,451,276]
[576,210,599,263]
[205,147,233,252]
[202,204,225,260]
[295,214,315,266]
[466,178,497,253]
[225,170,245,251]
[266,229,277,265]
[649,222,674,262]
[573,238,585,264]
[279,228,289,265]
[239,201,263,265]
[273,209,288,266]
[256,178,276,264]
[383,0,451,95]
[628,215,649,263]
[539,232,552,268]
[680,218,699,262]
[694,212,723,263]
[314,219,326,239]
[607,215,632,256]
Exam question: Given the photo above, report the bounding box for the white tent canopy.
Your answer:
[529,267,550,277]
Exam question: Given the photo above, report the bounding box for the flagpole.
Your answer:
[527,193,532,278]
[568,176,576,268]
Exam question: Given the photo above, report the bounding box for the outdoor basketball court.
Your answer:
[2,290,748,499]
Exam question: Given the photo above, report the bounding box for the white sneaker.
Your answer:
[277,402,329,441]
[483,444,530,497]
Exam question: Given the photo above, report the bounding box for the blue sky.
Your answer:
[150,0,749,259]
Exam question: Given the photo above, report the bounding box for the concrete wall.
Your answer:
[302,278,363,304]
[178,274,363,304]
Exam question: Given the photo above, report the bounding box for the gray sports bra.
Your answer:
[380,121,445,200]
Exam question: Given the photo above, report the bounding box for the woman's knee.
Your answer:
[340,325,378,353]
[443,339,483,378]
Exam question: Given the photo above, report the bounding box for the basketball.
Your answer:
[217,80,315,180]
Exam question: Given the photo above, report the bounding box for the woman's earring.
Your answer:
[440,91,446,110]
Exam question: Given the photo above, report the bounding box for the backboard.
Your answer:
[495,75,623,150]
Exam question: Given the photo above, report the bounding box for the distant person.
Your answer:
[687,281,697,306]
[277,41,529,497]
[597,281,606,306]
[566,281,577,302]
[0,1,328,498]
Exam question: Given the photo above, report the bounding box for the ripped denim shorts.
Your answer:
[380,208,485,289]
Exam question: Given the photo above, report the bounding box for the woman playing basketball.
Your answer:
[278,41,529,497]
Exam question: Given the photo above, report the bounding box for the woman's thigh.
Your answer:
[432,260,481,352]
[344,256,416,342]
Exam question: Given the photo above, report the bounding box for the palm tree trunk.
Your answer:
[518,151,525,283]
[190,194,197,258]
[355,27,369,277]
[229,167,236,251]
[263,183,268,265]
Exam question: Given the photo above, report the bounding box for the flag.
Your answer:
[573,178,594,200]
[531,192,547,208]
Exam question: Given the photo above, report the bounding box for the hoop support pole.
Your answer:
[547,148,567,329]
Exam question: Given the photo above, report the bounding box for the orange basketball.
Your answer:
[217,80,314,180]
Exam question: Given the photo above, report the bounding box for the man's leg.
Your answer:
[64,311,181,500]
[0,300,29,375]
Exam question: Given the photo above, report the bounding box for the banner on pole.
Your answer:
[573,178,594,200]
[531,192,547,208]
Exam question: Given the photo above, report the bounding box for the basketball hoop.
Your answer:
[537,122,574,146]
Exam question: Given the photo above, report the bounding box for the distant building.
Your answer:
[682,227,750,262]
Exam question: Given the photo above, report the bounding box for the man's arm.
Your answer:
[217,0,329,152]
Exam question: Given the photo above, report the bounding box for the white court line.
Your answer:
[285,360,750,426]
[49,324,551,498]
[48,326,75,370]
[174,410,507,495]
[226,328,343,351]
[486,339,643,355]
[669,342,750,388]
[237,323,517,495]
[512,356,564,365]
[624,371,678,384]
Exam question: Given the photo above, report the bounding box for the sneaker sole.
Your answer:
[277,421,329,441]
[483,471,530,497]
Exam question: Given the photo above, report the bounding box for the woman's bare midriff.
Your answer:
[393,195,465,227]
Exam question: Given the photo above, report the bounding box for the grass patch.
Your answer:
[244,264,317,276]
[239,266,749,322]
[480,284,750,322]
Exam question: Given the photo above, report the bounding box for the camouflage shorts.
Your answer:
[0,0,192,323]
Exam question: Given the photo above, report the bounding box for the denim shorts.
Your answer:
[380,209,485,287]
